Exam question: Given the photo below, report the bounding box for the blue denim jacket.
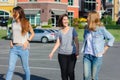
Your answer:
[81,26,115,54]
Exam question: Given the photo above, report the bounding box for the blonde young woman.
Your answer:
[49,14,79,80]
[6,6,34,80]
[81,11,115,80]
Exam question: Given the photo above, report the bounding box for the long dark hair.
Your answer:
[58,14,68,27]
[13,6,30,35]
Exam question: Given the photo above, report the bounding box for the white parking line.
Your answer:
[0,65,60,71]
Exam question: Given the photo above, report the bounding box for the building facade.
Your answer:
[0,0,16,26]
[17,0,79,27]
[102,0,120,21]
[79,0,101,18]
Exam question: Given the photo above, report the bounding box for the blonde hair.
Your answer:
[87,11,103,31]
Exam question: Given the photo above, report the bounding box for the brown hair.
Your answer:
[13,6,30,35]
[58,14,68,27]
[87,11,103,31]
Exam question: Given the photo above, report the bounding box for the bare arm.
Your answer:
[28,25,35,41]
[49,38,60,59]
[74,36,79,57]
[103,45,109,55]
[10,40,13,48]
[23,25,34,49]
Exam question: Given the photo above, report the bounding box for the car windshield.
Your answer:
[44,29,52,33]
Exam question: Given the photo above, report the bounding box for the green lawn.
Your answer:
[0,27,120,42]
[77,28,120,42]
[0,29,7,39]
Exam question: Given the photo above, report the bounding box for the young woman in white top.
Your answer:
[6,6,34,80]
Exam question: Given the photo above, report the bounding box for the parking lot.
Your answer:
[0,40,120,80]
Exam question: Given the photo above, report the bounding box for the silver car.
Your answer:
[31,29,56,43]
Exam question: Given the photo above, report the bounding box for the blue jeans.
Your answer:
[83,54,102,80]
[6,45,30,80]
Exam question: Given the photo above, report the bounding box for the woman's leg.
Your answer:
[83,54,92,80]
[58,54,68,80]
[91,57,102,80]
[6,47,18,80]
[20,49,30,80]
[67,54,76,80]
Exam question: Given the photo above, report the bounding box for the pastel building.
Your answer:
[17,0,79,27]
[0,0,16,26]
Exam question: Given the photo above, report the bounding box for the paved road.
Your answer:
[0,40,120,80]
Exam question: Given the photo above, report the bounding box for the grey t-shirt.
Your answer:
[57,27,78,55]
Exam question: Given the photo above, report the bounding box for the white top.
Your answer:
[84,32,94,55]
[12,21,29,44]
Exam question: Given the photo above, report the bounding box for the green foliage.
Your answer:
[41,25,52,28]
[48,19,52,25]
[31,25,37,29]
[0,30,7,39]
[72,18,87,29]
[101,15,116,25]
[105,24,120,29]
[7,19,12,25]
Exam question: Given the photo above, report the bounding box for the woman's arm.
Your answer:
[10,40,13,48]
[49,38,60,59]
[74,37,79,57]
[28,25,35,41]
[23,25,34,49]
[102,27,115,47]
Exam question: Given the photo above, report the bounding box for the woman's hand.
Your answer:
[96,51,104,57]
[10,41,13,48]
[76,52,79,58]
[23,41,29,49]
[96,46,109,57]
[49,53,54,60]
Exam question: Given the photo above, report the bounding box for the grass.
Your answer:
[0,29,7,39]
[77,29,120,42]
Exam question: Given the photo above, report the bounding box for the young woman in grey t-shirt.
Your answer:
[49,14,79,80]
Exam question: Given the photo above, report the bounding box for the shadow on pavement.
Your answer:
[14,72,50,80]
[0,74,5,80]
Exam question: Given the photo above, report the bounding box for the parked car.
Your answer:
[31,29,56,43]
[49,29,59,39]
[0,17,8,27]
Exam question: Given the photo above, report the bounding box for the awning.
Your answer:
[51,10,66,15]
[24,10,40,15]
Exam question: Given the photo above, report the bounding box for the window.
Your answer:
[1,0,8,1]
[55,0,60,2]
[68,12,74,26]
[106,0,112,2]
[26,14,40,26]
[29,0,37,2]
[68,0,73,6]
[84,0,96,12]
[0,11,9,18]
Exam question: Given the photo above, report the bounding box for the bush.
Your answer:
[72,18,87,29]
[31,25,37,29]
[48,19,52,25]
[105,24,120,29]
[101,15,115,25]
[41,25,52,28]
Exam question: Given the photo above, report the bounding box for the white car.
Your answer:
[31,29,56,43]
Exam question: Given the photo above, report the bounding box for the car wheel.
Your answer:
[41,37,48,43]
